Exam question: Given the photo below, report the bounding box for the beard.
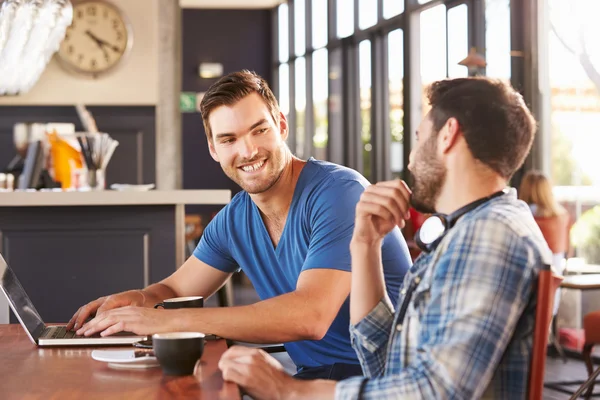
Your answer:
[222,143,288,194]
[410,135,447,214]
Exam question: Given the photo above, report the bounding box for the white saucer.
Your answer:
[92,350,160,369]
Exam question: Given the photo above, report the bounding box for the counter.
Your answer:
[0,190,230,324]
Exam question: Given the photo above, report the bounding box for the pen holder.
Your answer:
[87,168,105,191]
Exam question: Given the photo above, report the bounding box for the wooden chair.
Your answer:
[185,214,234,307]
[529,264,564,400]
[568,310,600,399]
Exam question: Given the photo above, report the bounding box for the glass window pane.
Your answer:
[359,40,372,182]
[295,57,306,158]
[420,4,447,117]
[485,0,510,79]
[359,0,377,30]
[384,0,403,19]
[313,49,328,160]
[295,0,306,56]
[278,4,289,63]
[447,4,469,78]
[548,0,600,236]
[389,29,403,179]
[337,0,354,38]
[278,63,290,116]
[312,0,328,49]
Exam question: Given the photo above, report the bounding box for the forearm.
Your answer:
[349,239,390,324]
[138,283,178,307]
[177,292,326,343]
[286,379,336,400]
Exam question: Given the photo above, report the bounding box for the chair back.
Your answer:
[529,265,564,400]
[534,214,570,254]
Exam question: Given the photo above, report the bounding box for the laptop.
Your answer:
[0,253,145,346]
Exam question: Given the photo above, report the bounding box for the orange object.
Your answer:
[47,131,83,189]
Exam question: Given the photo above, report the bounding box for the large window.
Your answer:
[275,0,482,182]
[313,49,328,160]
[359,40,372,181]
[547,0,600,226]
[389,29,404,179]
[485,0,511,79]
[420,4,447,116]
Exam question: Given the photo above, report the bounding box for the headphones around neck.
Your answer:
[415,189,507,253]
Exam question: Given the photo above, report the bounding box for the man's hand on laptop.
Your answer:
[75,306,179,337]
[67,290,147,331]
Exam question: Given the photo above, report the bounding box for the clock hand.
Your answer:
[85,30,122,53]
[85,30,110,62]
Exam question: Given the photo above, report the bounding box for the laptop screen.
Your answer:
[0,254,46,340]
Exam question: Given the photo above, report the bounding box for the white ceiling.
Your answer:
[180,0,284,8]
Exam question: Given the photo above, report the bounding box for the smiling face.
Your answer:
[207,93,290,194]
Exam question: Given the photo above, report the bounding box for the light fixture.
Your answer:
[458,47,487,76]
[198,62,223,79]
[0,0,73,96]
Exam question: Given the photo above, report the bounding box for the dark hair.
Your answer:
[427,77,536,179]
[199,70,280,141]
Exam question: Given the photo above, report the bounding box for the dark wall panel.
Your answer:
[0,205,178,323]
[0,106,156,187]
[182,9,273,213]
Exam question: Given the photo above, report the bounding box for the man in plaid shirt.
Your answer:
[219,77,552,399]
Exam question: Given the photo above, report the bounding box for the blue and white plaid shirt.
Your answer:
[336,189,552,399]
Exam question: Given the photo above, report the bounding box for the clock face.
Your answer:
[58,1,132,76]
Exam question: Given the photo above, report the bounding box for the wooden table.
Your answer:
[561,274,600,290]
[0,324,240,400]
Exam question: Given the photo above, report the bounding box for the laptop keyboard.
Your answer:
[43,326,99,339]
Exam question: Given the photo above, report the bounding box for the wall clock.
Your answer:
[57,0,133,78]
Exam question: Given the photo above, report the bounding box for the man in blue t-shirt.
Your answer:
[67,70,411,380]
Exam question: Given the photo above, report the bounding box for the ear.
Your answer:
[208,139,220,162]
[278,112,289,141]
[438,117,461,154]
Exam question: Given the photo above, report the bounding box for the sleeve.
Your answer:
[301,179,364,273]
[335,218,539,399]
[193,207,239,273]
[348,299,395,378]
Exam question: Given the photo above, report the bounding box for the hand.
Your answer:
[66,290,145,331]
[85,30,121,52]
[219,346,293,400]
[353,179,412,245]
[76,306,180,337]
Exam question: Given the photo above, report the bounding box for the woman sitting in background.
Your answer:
[518,170,571,269]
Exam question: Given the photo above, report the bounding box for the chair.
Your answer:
[185,214,234,307]
[568,310,600,400]
[529,264,564,400]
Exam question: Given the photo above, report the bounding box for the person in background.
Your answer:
[519,170,571,317]
[519,170,570,267]
[66,70,411,381]
[218,77,552,399]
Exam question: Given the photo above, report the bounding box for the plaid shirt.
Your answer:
[336,189,552,399]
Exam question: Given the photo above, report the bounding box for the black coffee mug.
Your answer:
[152,332,205,375]
[154,296,204,309]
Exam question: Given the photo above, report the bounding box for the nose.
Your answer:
[237,134,258,160]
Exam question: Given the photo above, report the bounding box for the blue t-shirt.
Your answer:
[194,158,411,368]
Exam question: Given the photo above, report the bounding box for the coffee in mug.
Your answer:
[154,296,204,309]
[152,332,205,375]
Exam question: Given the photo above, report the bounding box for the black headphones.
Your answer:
[415,189,507,253]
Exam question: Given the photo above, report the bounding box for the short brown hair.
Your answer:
[199,70,280,141]
[427,77,536,179]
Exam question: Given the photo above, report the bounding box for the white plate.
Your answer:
[91,350,160,369]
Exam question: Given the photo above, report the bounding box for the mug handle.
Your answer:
[154,303,165,309]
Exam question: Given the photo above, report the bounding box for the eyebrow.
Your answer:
[214,118,269,140]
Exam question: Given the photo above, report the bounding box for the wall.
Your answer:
[181,9,273,213]
[0,0,159,106]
